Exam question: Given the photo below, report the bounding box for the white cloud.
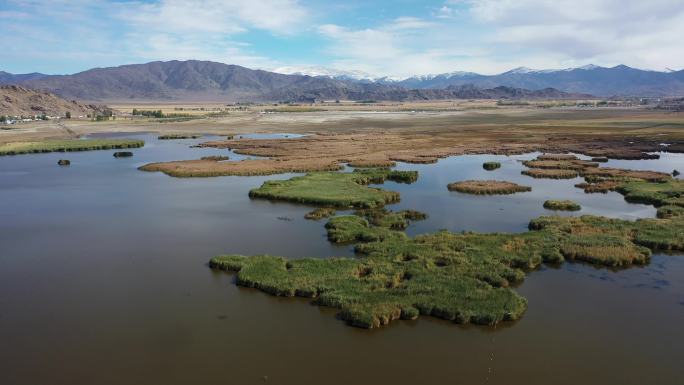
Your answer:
[119,0,308,36]
[463,0,684,70]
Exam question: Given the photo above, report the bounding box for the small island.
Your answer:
[447,180,531,195]
[543,200,582,211]
[482,161,501,170]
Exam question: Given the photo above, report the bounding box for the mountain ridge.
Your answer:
[3,60,680,101]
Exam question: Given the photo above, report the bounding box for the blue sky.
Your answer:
[1,0,682,77]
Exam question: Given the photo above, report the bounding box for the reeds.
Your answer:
[543,200,581,211]
[158,134,201,140]
[483,161,501,171]
[0,139,144,156]
[304,208,336,220]
[448,180,531,195]
[522,169,578,179]
[249,169,415,208]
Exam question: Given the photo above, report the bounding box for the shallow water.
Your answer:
[1,134,683,385]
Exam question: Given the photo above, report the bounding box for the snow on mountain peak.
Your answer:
[271,66,380,81]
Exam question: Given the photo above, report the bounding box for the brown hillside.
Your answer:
[0,85,109,117]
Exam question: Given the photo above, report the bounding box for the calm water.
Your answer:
[1,133,683,385]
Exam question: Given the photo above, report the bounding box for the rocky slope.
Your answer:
[0,85,109,117]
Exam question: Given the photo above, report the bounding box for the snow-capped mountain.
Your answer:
[271,66,385,82]
[392,65,684,96]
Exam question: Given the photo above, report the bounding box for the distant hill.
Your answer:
[2,60,590,102]
[0,71,47,84]
[389,65,684,97]
[0,85,108,117]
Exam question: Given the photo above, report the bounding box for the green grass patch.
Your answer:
[448,180,531,195]
[304,208,336,220]
[249,169,417,209]
[543,200,581,211]
[522,169,578,179]
[483,161,501,171]
[615,180,684,207]
[656,205,684,219]
[210,213,684,329]
[0,139,144,156]
[211,167,684,330]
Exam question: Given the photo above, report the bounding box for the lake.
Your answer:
[1,133,682,385]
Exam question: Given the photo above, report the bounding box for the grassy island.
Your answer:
[0,139,144,156]
[448,180,531,195]
[211,212,684,329]
[522,169,579,179]
[200,155,229,161]
[158,134,201,140]
[304,208,337,220]
[483,161,501,171]
[249,169,417,208]
[325,209,427,243]
[543,200,581,211]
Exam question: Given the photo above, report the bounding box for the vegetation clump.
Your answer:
[113,151,133,158]
[522,159,598,170]
[482,161,501,171]
[348,160,397,168]
[615,179,684,207]
[210,214,684,329]
[249,169,417,209]
[522,169,578,179]
[448,180,531,195]
[0,139,144,156]
[304,208,336,220]
[158,134,201,140]
[656,205,684,219]
[591,157,609,163]
[537,154,578,161]
[57,159,70,166]
[543,200,581,211]
[200,155,229,161]
[324,209,427,243]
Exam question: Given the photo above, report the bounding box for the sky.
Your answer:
[1,0,683,77]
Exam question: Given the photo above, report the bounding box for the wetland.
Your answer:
[2,107,684,385]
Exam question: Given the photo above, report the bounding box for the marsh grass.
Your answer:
[448,180,531,195]
[304,208,336,220]
[348,160,397,168]
[200,155,230,161]
[543,200,581,211]
[208,160,684,330]
[249,169,417,208]
[0,139,144,156]
[656,205,684,219]
[616,180,684,207]
[483,161,501,171]
[210,212,684,329]
[522,169,578,179]
[523,159,598,170]
[537,154,578,161]
[158,134,201,140]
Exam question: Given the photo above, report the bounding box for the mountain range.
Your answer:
[276,64,684,97]
[1,60,682,102]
